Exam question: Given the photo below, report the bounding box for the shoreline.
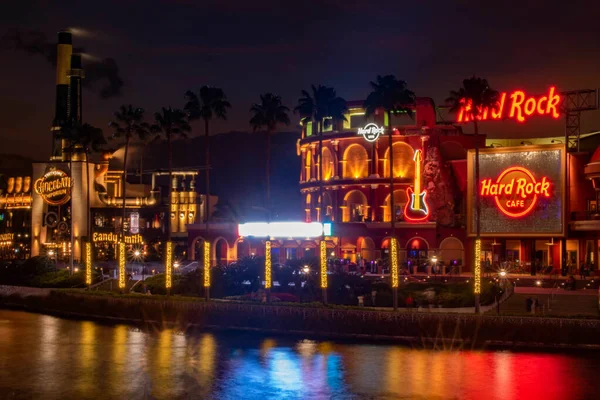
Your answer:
[1,289,599,352]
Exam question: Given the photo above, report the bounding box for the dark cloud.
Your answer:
[2,29,124,98]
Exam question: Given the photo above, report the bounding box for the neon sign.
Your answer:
[480,166,552,218]
[358,123,384,142]
[456,86,561,123]
[34,169,72,206]
[404,149,429,222]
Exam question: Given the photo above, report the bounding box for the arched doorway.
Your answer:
[406,237,429,272]
[193,236,206,261]
[321,147,335,181]
[383,142,415,178]
[343,190,369,222]
[383,190,408,222]
[213,237,229,266]
[439,237,464,273]
[358,237,376,262]
[343,144,369,179]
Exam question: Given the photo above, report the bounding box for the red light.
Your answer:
[480,166,552,218]
[457,86,561,123]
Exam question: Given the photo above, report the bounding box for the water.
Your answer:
[0,310,598,400]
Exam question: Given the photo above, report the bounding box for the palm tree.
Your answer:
[446,76,499,313]
[151,107,192,241]
[249,93,290,216]
[109,105,151,239]
[364,75,416,310]
[295,85,347,222]
[184,86,231,231]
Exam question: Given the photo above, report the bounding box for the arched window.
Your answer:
[383,142,415,179]
[304,151,312,180]
[383,190,408,222]
[343,144,369,179]
[305,193,312,222]
[321,147,334,181]
[343,190,369,222]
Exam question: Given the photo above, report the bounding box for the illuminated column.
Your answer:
[118,242,126,290]
[165,241,173,294]
[474,238,482,296]
[390,237,399,310]
[320,240,328,304]
[265,241,272,290]
[203,241,210,299]
[85,241,92,286]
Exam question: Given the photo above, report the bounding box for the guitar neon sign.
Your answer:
[480,166,551,218]
[456,86,561,123]
[404,149,429,222]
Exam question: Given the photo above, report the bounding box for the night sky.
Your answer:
[2,0,600,161]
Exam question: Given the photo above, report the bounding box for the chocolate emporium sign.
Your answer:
[34,168,72,206]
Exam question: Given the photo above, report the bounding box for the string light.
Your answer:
[265,241,271,289]
[390,237,399,288]
[118,242,126,289]
[320,240,327,288]
[165,241,172,289]
[474,238,481,294]
[85,241,92,286]
[203,241,210,288]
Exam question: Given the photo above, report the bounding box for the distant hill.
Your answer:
[110,130,303,221]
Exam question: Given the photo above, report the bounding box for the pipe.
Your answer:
[97,190,160,207]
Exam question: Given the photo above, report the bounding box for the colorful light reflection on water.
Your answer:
[0,310,598,399]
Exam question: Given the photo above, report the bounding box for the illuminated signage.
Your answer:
[92,232,143,244]
[480,166,552,218]
[130,212,139,234]
[238,222,331,238]
[0,233,14,241]
[456,86,561,123]
[404,149,429,222]
[357,123,384,142]
[34,169,72,206]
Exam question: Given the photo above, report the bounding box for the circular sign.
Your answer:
[57,221,68,233]
[357,123,385,142]
[34,169,72,206]
[480,166,551,218]
[44,212,59,228]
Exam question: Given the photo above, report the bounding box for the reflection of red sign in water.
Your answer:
[457,86,561,123]
[480,167,551,218]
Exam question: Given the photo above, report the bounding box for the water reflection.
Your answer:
[0,310,598,400]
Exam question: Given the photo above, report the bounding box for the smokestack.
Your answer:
[51,30,72,161]
[68,53,84,124]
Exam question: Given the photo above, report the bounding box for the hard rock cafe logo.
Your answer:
[34,169,72,206]
[480,167,551,218]
[357,123,384,142]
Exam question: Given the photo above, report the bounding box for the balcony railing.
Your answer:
[570,211,600,221]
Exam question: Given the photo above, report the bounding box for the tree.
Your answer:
[249,93,290,215]
[364,74,416,310]
[151,107,192,241]
[109,105,151,239]
[294,85,347,222]
[446,76,499,313]
[184,86,231,231]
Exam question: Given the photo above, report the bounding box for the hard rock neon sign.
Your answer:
[480,166,551,218]
[457,86,561,123]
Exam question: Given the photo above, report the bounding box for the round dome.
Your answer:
[591,145,600,163]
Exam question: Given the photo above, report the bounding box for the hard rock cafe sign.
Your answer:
[34,169,72,206]
[357,123,384,142]
[456,86,561,123]
[480,166,552,218]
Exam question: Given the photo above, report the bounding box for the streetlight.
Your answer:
[536,280,542,287]
[134,250,141,258]
[499,270,507,278]
[303,265,310,274]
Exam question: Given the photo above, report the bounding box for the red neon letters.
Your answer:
[480,166,551,218]
[457,86,561,123]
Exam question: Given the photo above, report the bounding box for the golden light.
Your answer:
[474,238,482,294]
[118,242,126,289]
[320,240,327,288]
[499,270,507,278]
[165,241,173,289]
[264,241,272,289]
[85,241,92,286]
[390,237,399,288]
[203,241,210,288]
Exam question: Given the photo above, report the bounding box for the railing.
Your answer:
[570,211,600,221]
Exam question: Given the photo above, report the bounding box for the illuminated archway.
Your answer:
[383,142,415,178]
[343,144,369,179]
[320,192,333,221]
[235,238,251,260]
[191,236,206,261]
[304,150,312,180]
[358,237,376,261]
[320,147,334,181]
[305,193,312,222]
[439,237,464,268]
[383,190,408,222]
[212,237,230,266]
[343,190,369,222]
